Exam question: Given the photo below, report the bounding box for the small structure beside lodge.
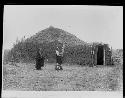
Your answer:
[89,43,112,66]
[63,42,113,66]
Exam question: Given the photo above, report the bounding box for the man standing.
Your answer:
[55,47,63,70]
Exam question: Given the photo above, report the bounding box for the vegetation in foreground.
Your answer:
[3,63,122,91]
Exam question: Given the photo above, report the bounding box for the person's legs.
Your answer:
[56,56,63,70]
[58,56,62,65]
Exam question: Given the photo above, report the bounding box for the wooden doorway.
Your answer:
[97,45,104,65]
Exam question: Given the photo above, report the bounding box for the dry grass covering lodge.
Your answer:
[3,26,113,66]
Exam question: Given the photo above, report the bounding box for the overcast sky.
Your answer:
[3,5,123,50]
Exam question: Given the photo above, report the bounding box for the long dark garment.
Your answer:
[35,50,44,70]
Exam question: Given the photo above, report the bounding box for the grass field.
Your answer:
[2,62,123,91]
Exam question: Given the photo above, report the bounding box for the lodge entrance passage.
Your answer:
[97,45,104,65]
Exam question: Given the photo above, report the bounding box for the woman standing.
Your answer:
[35,48,45,70]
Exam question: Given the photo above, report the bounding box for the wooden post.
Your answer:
[90,45,93,66]
[93,47,95,66]
[103,47,105,65]
[111,46,113,65]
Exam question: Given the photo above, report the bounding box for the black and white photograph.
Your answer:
[2,5,123,98]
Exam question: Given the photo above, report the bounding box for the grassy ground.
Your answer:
[2,62,123,91]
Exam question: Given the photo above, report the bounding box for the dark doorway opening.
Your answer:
[97,45,104,65]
